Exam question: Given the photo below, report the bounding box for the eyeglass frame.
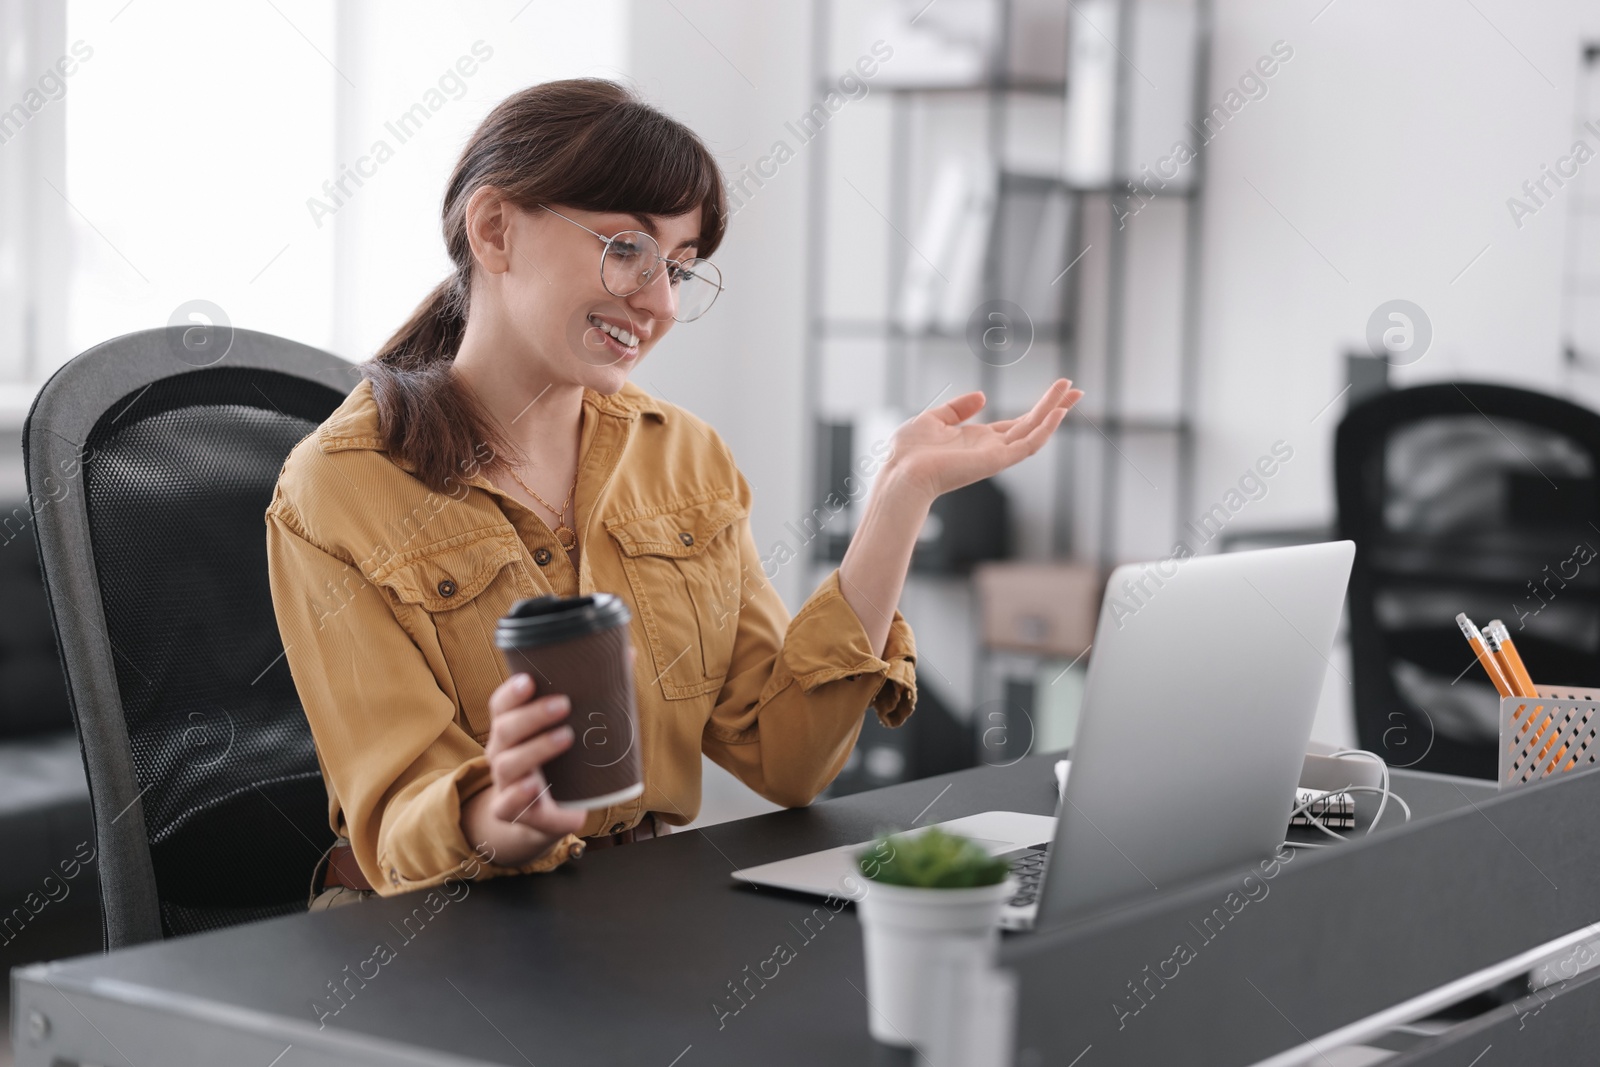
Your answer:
[540,205,725,322]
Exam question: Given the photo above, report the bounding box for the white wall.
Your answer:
[626,0,820,827]
[1191,0,1600,534]
[625,0,816,612]
[1172,0,1600,747]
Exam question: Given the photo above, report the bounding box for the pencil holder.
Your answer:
[1500,684,1600,790]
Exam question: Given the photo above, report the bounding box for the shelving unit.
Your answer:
[805,0,1211,568]
[803,0,1212,792]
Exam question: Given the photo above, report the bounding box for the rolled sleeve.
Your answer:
[378,754,586,893]
[700,463,918,808]
[266,501,581,898]
[776,569,918,728]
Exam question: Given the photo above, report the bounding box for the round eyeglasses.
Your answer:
[542,205,725,323]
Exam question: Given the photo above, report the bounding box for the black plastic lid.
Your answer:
[495,592,631,648]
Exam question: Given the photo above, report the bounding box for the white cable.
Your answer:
[1341,784,1412,826]
[1327,748,1394,833]
[1287,748,1410,844]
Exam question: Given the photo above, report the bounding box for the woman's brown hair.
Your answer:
[362,78,727,496]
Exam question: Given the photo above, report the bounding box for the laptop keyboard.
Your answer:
[1007,846,1050,908]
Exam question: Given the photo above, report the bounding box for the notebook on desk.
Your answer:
[731,541,1357,932]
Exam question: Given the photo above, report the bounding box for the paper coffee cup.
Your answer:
[494,593,642,810]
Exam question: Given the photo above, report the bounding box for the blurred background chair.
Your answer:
[1336,382,1600,779]
[23,326,354,947]
[0,502,99,958]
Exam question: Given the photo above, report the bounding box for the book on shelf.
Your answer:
[895,156,998,337]
[861,0,996,89]
[896,157,969,334]
[934,165,997,333]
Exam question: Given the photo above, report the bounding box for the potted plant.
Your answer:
[853,827,1017,1056]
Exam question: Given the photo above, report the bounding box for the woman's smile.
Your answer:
[586,312,646,360]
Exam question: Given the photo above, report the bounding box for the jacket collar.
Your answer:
[318,375,668,465]
[585,380,669,424]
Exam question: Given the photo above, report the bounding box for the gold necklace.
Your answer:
[506,464,579,550]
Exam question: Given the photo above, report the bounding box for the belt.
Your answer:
[321,841,373,892]
[581,811,667,851]
[319,812,670,891]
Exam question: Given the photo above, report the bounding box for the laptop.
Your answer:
[731,541,1356,931]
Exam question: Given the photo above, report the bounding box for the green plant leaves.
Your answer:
[855,826,1011,888]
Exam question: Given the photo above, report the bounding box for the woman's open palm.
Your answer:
[887,379,1084,501]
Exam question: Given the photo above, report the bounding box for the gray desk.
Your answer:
[1005,758,1600,1065]
[7,754,1519,1066]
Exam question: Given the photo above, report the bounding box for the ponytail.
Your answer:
[363,270,525,496]
[376,271,468,374]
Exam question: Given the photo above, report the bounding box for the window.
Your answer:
[1,0,627,399]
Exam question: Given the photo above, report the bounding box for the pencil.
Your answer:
[1487,618,1559,767]
[1456,613,1512,698]
[1485,619,1537,698]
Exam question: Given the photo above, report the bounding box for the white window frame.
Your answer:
[0,0,70,424]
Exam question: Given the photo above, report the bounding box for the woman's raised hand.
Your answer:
[885,379,1083,504]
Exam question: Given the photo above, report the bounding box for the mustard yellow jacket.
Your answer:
[265,376,918,897]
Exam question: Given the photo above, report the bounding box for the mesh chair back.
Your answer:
[23,327,356,946]
[1335,382,1600,778]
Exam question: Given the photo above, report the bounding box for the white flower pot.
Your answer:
[855,877,1016,1051]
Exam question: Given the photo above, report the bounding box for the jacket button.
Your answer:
[534,547,553,566]
[679,531,694,547]
[437,579,457,598]
[610,821,626,834]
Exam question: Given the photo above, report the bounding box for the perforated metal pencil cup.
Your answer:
[1501,683,1600,789]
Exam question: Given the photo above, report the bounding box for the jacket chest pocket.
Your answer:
[371,531,532,740]
[605,494,748,700]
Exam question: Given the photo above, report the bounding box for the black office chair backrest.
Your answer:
[1335,382,1600,778]
[23,326,356,947]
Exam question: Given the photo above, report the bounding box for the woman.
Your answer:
[265,79,1081,910]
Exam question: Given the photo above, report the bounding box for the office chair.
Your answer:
[23,326,356,947]
[1336,382,1600,779]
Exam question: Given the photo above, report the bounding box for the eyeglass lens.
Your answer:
[600,231,722,322]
